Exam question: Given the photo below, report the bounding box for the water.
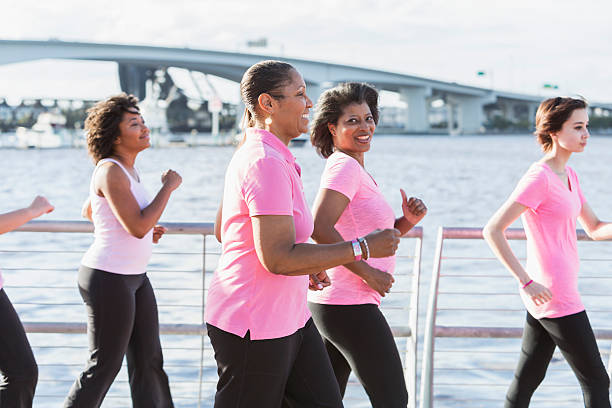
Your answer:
[2,134,612,407]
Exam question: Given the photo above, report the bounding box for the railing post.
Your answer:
[198,234,207,408]
[608,344,612,380]
[419,227,445,408]
[406,234,422,408]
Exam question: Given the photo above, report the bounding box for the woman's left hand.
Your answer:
[401,189,427,225]
[153,225,167,244]
[309,271,331,291]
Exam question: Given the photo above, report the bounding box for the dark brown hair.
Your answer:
[85,93,140,163]
[534,96,588,152]
[310,82,379,158]
[240,60,296,128]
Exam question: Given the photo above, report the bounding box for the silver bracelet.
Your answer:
[357,237,370,260]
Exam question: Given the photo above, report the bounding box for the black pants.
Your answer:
[64,266,173,408]
[506,311,610,408]
[0,289,37,408]
[308,302,408,408]
[207,318,343,408]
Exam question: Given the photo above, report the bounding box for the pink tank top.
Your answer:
[81,158,153,275]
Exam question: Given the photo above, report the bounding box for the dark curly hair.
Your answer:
[240,60,296,128]
[85,93,140,163]
[310,82,379,158]
[534,96,588,152]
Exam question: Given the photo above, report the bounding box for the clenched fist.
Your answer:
[363,228,401,258]
[28,195,54,218]
[161,169,182,191]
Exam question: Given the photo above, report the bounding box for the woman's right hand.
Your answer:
[523,281,552,306]
[28,195,54,218]
[362,265,395,296]
[161,169,182,191]
[363,228,401,258]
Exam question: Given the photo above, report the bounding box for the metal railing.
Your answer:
[419,227,612,408]
[4,220,422,408]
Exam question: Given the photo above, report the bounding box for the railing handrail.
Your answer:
[16,220,421,238]
[15,219,215,235]
[440,226,595,241]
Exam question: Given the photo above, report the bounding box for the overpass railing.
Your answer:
[419,227,612,408]
[3,220,422,408]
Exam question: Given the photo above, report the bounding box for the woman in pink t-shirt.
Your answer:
[0,196,53,408]
[207,61,402,408]
[484,97,612,408]
[307,82,426,408]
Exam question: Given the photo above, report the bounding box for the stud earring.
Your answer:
[265,117,272,125]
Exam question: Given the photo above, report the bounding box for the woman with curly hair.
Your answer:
[484,97,612,407]
[308,82,426,407]
[64,93,181,408]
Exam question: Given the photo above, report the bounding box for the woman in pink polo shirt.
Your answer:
[0,195,53,408]
[206,61,401,408]
[307,82,426,407]
[484,97,612,408]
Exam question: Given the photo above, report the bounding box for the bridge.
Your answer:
[1,39,610,134]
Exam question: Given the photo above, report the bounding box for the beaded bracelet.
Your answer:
[357,237,370,260]
[522,279,534,289]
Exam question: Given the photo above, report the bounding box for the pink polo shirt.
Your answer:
[308,151,396,306]
[511,162,586,319]
[205,128,314,340]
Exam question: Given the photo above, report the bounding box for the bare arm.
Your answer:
[214,197,223,243]
[95,163,181,239]
[0,196,54,234]
[81,197,92,222]
[252,214,400,276]
[578,201,612,240]
[483,199,552,305]
[312,188,394,296]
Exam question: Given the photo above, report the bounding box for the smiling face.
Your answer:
[115,109,150,153]
[268,69,313,140]
[329,102,376,164]
[551,108,589,153]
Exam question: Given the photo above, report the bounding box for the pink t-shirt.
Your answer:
[205,128,314,340]
[308,151,396,306]
[511,162,586,319]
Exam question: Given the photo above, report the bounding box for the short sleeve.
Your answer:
[568,166,586,205]
[320,153,361,201]
[242,157,293,216]
[510,164,549,210]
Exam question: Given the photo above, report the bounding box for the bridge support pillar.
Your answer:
[528,103,538,127]
[306,83,322,135]
[118,64,149,101]
[449,94,496,134]
[236,98,246,129]
[399,86,431,133]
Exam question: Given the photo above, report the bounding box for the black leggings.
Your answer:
[308,302,408,408]
[0,289,37,408]
[506,311,610,408]
[64,266,173,408]
[207,318,343,408]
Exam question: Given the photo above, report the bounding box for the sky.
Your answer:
[1,0,611,104]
